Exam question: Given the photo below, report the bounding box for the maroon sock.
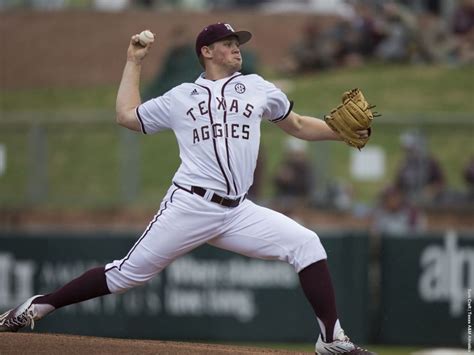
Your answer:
[32,266,111,309]
[298,259,338,342]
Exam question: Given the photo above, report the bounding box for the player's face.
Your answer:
[209,37,242,71]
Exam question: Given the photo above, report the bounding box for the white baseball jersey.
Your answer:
[105,72,326,294]
[135,72,293,198]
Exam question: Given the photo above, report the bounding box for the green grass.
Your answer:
[285,64,474,114]
[2,64,473,113]
[1,64,473,207]
[0,86,117,111]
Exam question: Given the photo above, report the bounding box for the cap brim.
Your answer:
[220,30,252,45]
[234,30,252,45]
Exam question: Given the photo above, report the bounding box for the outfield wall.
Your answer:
[0,230,472,346]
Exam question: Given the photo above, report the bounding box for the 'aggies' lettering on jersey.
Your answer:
[193,123,250,144]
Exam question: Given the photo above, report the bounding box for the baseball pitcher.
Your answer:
[0,23,378,355]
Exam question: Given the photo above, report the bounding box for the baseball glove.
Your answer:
[324,88,380,150]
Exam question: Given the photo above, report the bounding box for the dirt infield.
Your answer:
[0,333,311,355]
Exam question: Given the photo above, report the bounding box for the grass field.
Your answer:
[284,63,474,114]
[1,64,473,207]
[2,64,473,112]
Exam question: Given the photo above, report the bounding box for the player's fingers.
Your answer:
[145,33,156,47]
[145,38,155,46]
[131,34,141,45]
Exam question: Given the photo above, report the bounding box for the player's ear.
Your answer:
[201,46,213,59]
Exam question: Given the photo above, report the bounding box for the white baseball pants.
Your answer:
[105,185,327,293]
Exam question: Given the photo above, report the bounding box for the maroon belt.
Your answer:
[173,183,246,208]
[173,182,247,207]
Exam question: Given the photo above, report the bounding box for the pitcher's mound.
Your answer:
[0,333,311,354]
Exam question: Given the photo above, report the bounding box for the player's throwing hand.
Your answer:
[127,31,155,63]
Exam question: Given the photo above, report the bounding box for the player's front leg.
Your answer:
[213,200,376,354]
[314,326,376,354]
[302,261,376,355]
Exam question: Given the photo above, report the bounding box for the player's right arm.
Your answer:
[116,34,155,132]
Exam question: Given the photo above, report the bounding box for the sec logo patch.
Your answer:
[235,83,246,94]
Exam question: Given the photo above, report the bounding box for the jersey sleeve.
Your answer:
[135,90,173,134]
[260,78,293,123]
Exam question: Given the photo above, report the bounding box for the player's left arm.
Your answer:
[276,111,369,142]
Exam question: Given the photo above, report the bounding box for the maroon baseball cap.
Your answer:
[195,23,252,58]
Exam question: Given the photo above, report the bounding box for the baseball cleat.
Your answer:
[0,295,43,332]
[315,329,376,355]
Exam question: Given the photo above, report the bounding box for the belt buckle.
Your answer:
[218,195,225,205]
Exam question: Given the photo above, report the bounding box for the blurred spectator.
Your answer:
[132,0,155,8]
[370,185,427,237]
[399,0,442,14]
[374,2,417,62]
[463,156,474,202]
[233,0,267,8]
[279,0,473,71]
[283,18,366,74]
[413,11,457,64]
[451,0,474,65]
[273,137,315,209]
[454,29,474,64]
[452,0,474,36]
[283,22,338,73]
[350,3,385,58]
[260,0,355,17]
[327,18,365,68]
[323,179,354,211]
[423,0,442,15]
[394,130,445,205]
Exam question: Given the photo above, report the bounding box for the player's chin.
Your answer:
[230,60,242,71]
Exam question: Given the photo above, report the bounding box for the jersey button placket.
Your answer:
[213,87,226,151]
[214,86,234,196]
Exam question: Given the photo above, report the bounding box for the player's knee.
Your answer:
[105,268,151,294]
[290,233,327,273]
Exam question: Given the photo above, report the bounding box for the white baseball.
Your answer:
[138,30,154,46]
